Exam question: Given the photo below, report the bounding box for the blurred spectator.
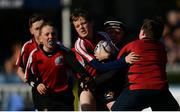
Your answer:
[3,42,22,83]
[163,10,180,65]
[167,10,180,27]
[171,25,180,64]
[8,92,25,111]
[0,73,6,84]
[2,42,25,111]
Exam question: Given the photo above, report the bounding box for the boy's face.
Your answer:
[73,17,93,39]
[40,25,58,52]
[30,20,44,42]
[106,27,124,44]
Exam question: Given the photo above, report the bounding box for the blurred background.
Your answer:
[0,0,179,110]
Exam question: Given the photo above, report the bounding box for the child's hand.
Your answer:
[125,52,139,64]
[37,83,48,95]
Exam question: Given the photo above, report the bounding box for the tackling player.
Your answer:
[111,17,179,111]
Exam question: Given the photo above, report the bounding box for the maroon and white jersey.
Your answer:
[25,45,70,93]
[74,37,95,63]
[73,33,105,77]
[16,38,38,70]
[74,32,115,77]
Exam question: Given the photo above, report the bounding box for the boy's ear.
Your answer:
[141,29,146,37]
[142,31,145,36]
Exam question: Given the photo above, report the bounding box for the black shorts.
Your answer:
[112,88,179,111]
[34,89,74,111]
[31,87,39,109]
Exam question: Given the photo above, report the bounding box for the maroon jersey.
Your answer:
[117,39,168,90]
[25,46,70,93]
[16,38,38,70]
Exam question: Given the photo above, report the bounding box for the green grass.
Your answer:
[73,80,79,111]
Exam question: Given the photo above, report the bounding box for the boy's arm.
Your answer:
[17,67,26,82]
[64,49,128,76]
[89,50,138,73]
[16,42,32,82]
[25,49,40,88]
[16,46,27,82]
[89,56,128,73]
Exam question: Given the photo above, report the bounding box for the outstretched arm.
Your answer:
[89,57,128,73]
[89,52,139,73]
[91,43,139,73]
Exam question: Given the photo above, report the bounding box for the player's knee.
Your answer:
[80,90,96,110]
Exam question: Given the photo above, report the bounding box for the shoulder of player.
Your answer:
[26,48,39,65]
[126,39,140,45]
[19,39,34,54]
[119,39,138,50]
[75,37,92,49]
[22,39,36,49]
[28,48,39,57]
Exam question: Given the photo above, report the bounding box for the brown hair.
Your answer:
[141,17,164,40]
[70,8,93,23]
[39,21,57,35]
[29,14,46,27]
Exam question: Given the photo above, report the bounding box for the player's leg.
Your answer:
[80,90,96,111]
[106,101,114,110]
[111,89,149,111]
[150,89,179,111]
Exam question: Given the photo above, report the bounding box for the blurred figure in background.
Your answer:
[4,42,22,83]
[2,42,25,111]
[163,9,180,65]
[8,92,25,111]
[16,14,45,82]
[16,13,46,110]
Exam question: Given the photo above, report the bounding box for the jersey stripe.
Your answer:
[74,38,94,62]
[25,48,37,80]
